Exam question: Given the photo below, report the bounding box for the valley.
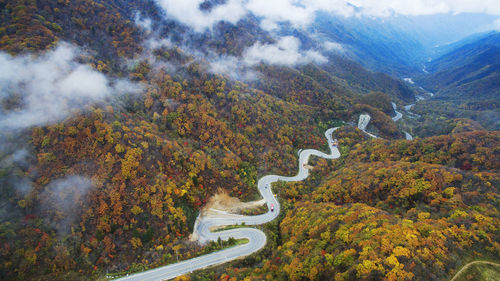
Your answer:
[0,1,498,281]
[118,128,340,280]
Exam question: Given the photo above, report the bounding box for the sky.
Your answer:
[155,0,500,31]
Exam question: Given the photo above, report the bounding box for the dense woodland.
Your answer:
[189,127,499,281]
[0,1,498,281]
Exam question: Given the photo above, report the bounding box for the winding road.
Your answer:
[449,261,500,281]
[392,102,414,140]
[117,128,341,281]
[392,102,403,122]
[357,114,378,138]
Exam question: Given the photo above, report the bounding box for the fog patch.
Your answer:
[245,0,315,30]
[134,12,153,33]
[206,36,326,79]
[323,41,346,53]
[494,18,500,31]
[40,175,93,235]
[145,37,173,50]
[155,0,247,32]
[208,55,259,81]
[155,0,500,32]
[243,36,327,66]
[0,148,29,167]
[0,42,143,130]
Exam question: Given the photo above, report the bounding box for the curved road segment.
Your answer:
[117,127,341,281]
[392,102,403,122]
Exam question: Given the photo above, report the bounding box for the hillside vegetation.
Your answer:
[0,1,498,281]
[189,128,500,281]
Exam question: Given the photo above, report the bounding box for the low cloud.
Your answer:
[40,175,93,235]
[323,41,346,53]
[0,148,29,168]
[245,0,319,30]
[206,36,326,79]
[145,37,172,50]
[155,0,500,32]
[494,18,500,31]
[203,35,329,81]
[243,36,327,66]
[208,55,259,81]
[155,0,247,32]
[0,42,142,130]
[134,12,153,32]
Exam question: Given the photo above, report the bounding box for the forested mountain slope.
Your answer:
[407,32,500,134]
[417,32,500,101]
[0,1,498,281]
[0,1,411,279]
[190,127,500,281]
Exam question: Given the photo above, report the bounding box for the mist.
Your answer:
[323,41,346,53]
[205,36,326,80]
[0,42,143,130]
[243,36,327,66]
[135,12,153,33]
[0,42,142,231]
[155,0,500,32]
[40,175,93,235]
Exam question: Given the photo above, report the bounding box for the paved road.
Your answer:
[392,102,403,122]
[403,131,413,140]
[357,114,377,138]
[358,114,371,131]
[449,260,500,281]
[117,128,341,281]
[392,102,415,140]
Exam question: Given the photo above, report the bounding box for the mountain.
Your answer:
[402,32,500,134]
[0,1,499,281]
[312,13,426,76]
[309,13,499,77]
[417,32,500,101]
[393,13,499,59]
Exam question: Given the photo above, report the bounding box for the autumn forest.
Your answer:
[0,1,499,281]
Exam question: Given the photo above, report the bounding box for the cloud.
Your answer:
[205,36,326,79]
[155,0,500,32]
[134,12,153,32]
[208,55,260,80]
[243,36,327,66]
[0,148,29,168]
[323,41,346,53]
[40,175,93,235]
[145,37,172,50]
[494,18,500,31]
[155,0,247,32]
[245,0,317,30]
[0,43,142,130]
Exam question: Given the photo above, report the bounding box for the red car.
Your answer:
[270,204,274,212]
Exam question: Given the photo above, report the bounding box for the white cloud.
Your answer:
[155,0,247,32]
[245,0,314,29]
[40,175,93,235]
[145,37,172,50]
[323,41,346,52]
[209,55,259,80]
[494,18,500,31]
[135,12,153,32]
[209,56,241,75]
[155,0,500,32]
[206,36,326,79]
[0,43,142,130]
[243,36,327,66]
